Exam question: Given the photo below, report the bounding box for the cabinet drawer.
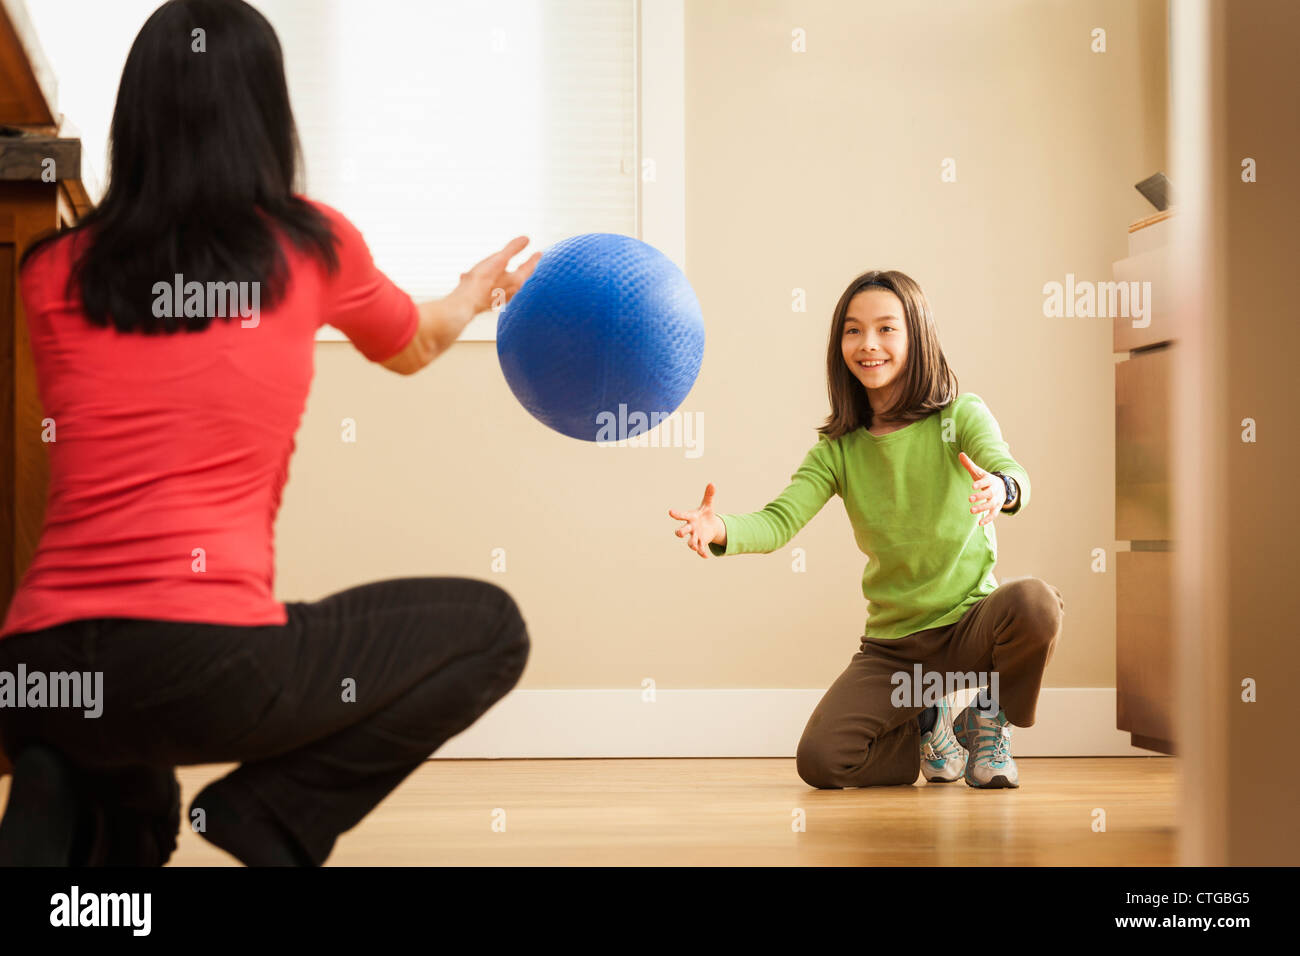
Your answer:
[1116,348,1172,541]
[1113,243,1176,351]
[1116,549,1175,745]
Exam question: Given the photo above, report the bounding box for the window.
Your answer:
[26,0,684,342]
[259,0,642,341]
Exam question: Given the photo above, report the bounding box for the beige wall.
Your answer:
[275,0,1167,692]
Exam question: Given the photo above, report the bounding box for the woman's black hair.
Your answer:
[20,0,339,333]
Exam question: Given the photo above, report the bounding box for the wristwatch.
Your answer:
[992,472,1019,512]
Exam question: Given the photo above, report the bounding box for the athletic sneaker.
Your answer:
[919,696,967,783]
[952,702,1020,789]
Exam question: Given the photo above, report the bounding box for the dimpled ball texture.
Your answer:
[496,233,705,442]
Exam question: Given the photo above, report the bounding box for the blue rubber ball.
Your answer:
[496,233,704,442]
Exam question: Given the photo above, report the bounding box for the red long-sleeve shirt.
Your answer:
[0,199,418,639]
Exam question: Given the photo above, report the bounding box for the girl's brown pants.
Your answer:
[796,577,1065,788]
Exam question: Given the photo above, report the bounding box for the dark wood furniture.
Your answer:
[0,0,90,777]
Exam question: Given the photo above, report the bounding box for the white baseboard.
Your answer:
[432,687,1164,759]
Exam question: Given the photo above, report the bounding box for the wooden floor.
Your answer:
[0,757,1177,865]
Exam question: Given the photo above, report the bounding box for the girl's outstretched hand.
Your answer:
[669,482,723,559]
[958,452,1006,527]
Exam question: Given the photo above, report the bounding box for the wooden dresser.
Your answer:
[1113,208,1175,755]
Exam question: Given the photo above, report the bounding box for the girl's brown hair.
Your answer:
[817,269,958,440]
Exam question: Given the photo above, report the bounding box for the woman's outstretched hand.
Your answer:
[959,452,1006,527]
[447,236,542,326]
[669,482,725,558]
[396,239,542,372]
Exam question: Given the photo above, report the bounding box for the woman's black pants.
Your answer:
[0,576,530,865]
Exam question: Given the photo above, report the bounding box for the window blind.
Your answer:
[256,0,638,323]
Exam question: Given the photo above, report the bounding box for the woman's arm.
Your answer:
[380,239,540,376]
[380,295,473,375]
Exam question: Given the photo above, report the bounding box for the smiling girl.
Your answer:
[669,270,1065,789]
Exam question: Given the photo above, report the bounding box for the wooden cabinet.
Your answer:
[0,0,89,777]
[1113,210,1175,755]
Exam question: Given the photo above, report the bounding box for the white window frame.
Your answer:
[316,0,685,346]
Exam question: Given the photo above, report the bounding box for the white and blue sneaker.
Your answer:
[952,702,1020,789]
[919,696,967,783]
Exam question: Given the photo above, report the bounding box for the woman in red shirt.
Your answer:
[0,0,537,866]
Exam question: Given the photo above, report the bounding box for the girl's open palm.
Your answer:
[669,482,720,559]
[959,452,1006,526]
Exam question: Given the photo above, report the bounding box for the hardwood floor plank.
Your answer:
[0,757,1177,866]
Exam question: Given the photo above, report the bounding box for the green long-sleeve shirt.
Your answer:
[708,393,1030,641]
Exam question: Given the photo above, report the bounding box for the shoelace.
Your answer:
[974,722,1013,767]
[923,723,961,763]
